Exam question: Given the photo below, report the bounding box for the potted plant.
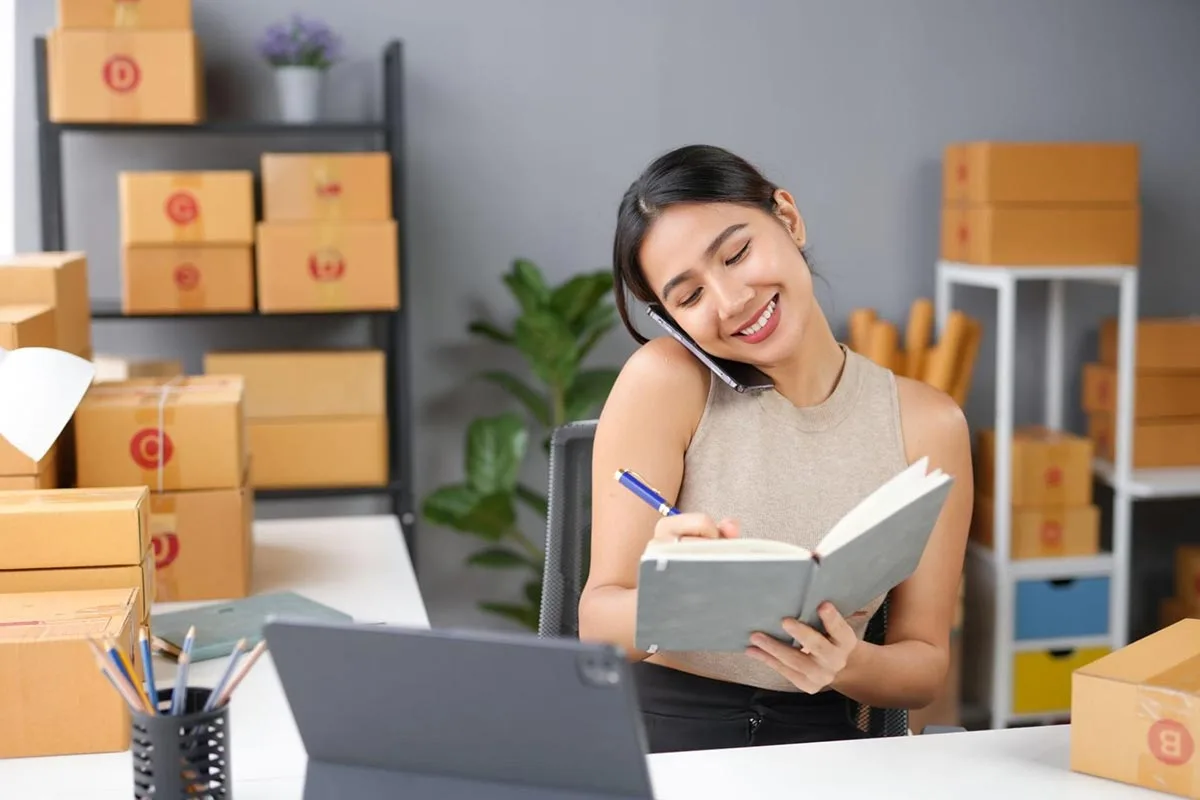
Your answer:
[257,15,341,123]
[422,259,621,630]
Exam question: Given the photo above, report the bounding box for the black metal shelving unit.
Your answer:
[31,37,417,561]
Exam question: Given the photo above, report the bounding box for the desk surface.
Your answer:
[0,514,1160,799]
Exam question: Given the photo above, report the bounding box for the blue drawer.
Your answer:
[1014,577,1109,640]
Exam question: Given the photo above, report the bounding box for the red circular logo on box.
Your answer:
[152,532,180,569]
[315,181,343,198]
[1148,719,1194,766]
[129,428,174,470]
[1040,521,1062,547]
[173,263,200,290]
[164,191,199,225]
[957,224,968,244]
[308,250,346,281]
[102,55,141,93]
[1044,466,1062,487]
[1097,379,1109,403]
[956,164,968,183]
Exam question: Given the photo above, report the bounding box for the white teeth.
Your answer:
[738,298,777,336]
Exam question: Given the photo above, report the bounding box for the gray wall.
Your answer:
[15,0,1200,638]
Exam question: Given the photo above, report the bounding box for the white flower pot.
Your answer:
[274,66,324,123]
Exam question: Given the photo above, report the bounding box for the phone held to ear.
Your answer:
[646,305,774,394]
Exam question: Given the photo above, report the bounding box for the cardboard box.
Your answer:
[57,0,193,29]
[119,171,254,246]
[1089,413,1200,468]
[976,427,1094,507]
[0,304,56,349]
[0,486,149,570]
[202,350,386,418]
[121,244,254,313]
[1176,546,1200,612]
[150,482,253,602]
[940,204,1140,266]
[942,142,1140,205]
[93,354,184,383]
[0,252,91,357]
[0,457,58,490]
[1071,619,1200,798]
[249,416,388,488]
[1161,597,1199,629]
[1100,318,1200,372]
[971,494,1099,560]
[0,588,138,758]
[0,555,155,624]
[0,438,57,481]
[74,375,247,491]
[261,152,392,222]
[1083,362,1200,420]
[47,29,203,124]
[255,221,400,312]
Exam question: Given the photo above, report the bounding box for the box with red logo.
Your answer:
[46,29,203,124]
[121,244,254,314]
[260,152,392,222]
[970,494,1099,560]
[255,221,400,313]
[976,426,1094,508]
[149,477,253,602]
[73,375,247,492]
[1071,619,1200,797]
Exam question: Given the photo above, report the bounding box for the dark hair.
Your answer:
[612,144,803,344]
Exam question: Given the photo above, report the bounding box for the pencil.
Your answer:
[213,640,267,708]
[203,638,247,712]
[170,652,192,716]
[139,627,158,713]
[107,636,153,714]
[89,648,142,712]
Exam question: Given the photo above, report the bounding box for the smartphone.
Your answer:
[645,305,774,393]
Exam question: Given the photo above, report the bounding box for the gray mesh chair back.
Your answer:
[536,419,910,737]
[538,420,598,639]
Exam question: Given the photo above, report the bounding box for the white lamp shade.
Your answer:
[0,346,96,462]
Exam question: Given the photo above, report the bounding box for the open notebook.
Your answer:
[634,457,954,653]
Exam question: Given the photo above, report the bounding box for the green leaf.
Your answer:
[458,492,517,540]
[551,272,614,331]
[515,483,548,518]
[575,304,618,362]
[479,601,540,630]
[514,310,580,387]
[421,484,478,528]
[467,320,514,344]
[503,259,550,314]
[467,546,535,569]
[564,368,620,421]
[481,371,550,426]
[466,413,528,494]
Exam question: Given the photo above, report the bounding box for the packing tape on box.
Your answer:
[148,493,180,600]
[1135,654,1200,793]
[113,1,141,26]
[129,376,186,492]
[310,158,345,222]
[164,174,207,243]
[173,258,207,310]
[309,220,350,308]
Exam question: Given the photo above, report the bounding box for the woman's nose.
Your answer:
[713,282,754,321]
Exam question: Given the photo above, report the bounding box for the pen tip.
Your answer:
[613,469,624,480]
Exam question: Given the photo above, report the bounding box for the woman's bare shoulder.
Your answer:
[893,375,971,468]
[599,336,711,440]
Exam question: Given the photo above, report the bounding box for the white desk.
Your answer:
[0,514,427,799]
[0,514,1159,799]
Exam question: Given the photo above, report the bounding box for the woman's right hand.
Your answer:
[652,512,740,544]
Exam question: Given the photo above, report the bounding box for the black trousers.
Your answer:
[633,661,869,754]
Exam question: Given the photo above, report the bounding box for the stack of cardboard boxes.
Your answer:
[0,486,150,758]
[203,350,388,488]
[1084,317,1200,468]
[256,152,400,313]
[92,354,184,384]
[940,141,1140,265]
[47,0,203,125]
[1161,545,1200,628]
[0,251,94,488]
[119,170,256,314]
[72,376,254,602]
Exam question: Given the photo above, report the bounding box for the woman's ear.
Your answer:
[772,189,807,247]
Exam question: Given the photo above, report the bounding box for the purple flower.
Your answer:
[257,15,341,69]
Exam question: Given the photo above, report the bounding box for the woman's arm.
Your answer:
[829,376,974,709]
[577,336,710,660]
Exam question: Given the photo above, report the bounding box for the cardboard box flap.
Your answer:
[81,375,244,408]
[0,587,137,644]
[0,304,54,324]
[0,251,87,270]
[0,486,147,512]
[1077,619,1200,691]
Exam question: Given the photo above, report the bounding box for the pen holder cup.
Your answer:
[131,687,232,799]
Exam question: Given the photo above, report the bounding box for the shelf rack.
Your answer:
[30,37,417,560]
[935,260,1138,729]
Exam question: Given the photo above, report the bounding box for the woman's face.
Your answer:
[638,190,814,369]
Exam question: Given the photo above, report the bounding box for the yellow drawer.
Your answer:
[1013,647,1110,715]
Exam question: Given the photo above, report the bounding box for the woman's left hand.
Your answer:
[746,602,859,693]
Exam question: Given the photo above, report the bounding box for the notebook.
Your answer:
[634,456,954,653]
[151,591,353,662]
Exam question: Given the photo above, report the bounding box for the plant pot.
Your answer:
[274,66,324,123]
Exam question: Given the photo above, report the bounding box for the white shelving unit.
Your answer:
[934,260,1138,729]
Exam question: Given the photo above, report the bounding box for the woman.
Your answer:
[577,144,973,754]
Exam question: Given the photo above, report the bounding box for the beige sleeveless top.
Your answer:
[646,345,909,692]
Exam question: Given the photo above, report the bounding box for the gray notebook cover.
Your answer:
[635,477,953,653]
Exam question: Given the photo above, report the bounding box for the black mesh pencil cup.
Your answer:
[131,687,231,799]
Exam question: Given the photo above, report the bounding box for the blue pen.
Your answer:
[615,469,680,517]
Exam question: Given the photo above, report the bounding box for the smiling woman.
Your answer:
[577,144,973,754]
